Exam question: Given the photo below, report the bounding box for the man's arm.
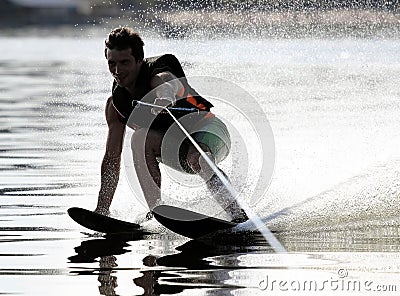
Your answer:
[150,71,184,114]
[95,96,126,215]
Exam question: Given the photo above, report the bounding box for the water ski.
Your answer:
[68,207,142,234]
[152,205,237,239]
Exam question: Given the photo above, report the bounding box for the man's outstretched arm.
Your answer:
[149,71,184,113]
[95,96,126,215]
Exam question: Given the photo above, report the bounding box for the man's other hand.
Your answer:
[151,97,176,115]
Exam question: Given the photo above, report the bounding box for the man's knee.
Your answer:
[186,145,214,174]
[131,128,162,155]
[130,128,147,155]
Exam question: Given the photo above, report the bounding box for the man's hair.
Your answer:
[105,27,144,62]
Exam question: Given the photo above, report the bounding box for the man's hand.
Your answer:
[151,97,176,115]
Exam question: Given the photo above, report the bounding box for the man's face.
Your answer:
[106,48,142,89]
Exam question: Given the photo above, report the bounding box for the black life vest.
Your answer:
[111,54,213,129]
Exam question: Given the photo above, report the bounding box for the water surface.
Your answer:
[1,34,400,295]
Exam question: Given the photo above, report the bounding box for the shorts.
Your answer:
[159,115,231,174]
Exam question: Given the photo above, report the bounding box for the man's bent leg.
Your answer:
[186,144,247,222]
[131,128,163,210]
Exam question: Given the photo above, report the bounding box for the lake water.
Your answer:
[1,31,400,295]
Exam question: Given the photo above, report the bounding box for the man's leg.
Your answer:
[185,144,248,222]
[131,128,163,210]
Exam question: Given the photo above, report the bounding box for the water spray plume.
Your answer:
[134,100,287,253]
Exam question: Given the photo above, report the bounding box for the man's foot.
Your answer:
[145,211,154,221]
[230,209,249,224]
[136,211,154,224]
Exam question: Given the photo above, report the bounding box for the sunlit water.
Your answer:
[1,32,400,295]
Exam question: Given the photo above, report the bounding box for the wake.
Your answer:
[241,157,400,235]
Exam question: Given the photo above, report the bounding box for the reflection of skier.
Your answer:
[133,255,160,296]
[98,256,118,296]
[94,27,248,223]
[134,251,237,295]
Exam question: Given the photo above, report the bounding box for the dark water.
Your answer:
[1,36,400,295]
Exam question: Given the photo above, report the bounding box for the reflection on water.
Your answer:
[69,233,270,295]
[1,35,400,295]
[69,233,148,264]
[65,228,400,295]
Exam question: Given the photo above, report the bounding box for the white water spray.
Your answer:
[135,100,287,253]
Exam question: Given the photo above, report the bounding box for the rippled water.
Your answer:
[1,34,400,295]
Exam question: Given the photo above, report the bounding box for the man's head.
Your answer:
[105,27,144,90]
[105,27,144,62]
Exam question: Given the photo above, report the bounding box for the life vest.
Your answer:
[111,54,213,129]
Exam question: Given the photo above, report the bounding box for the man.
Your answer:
[94,27,248,223]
